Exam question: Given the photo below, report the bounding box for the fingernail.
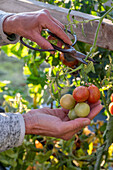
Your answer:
[84,120,90,126]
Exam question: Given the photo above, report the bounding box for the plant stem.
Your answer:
[86,6,113,59]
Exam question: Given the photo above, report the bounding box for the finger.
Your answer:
[51,17,64,29]
[63,116,70,121]
[89,100,101,109]
[62,118,91,133]
[44,9,64,29]
[57,41,63,48]
[47,35,56,40]
[87,104,103,120]
[45,17,72,45]
[31,33,55,54]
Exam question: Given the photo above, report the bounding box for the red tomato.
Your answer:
[87,85,100,103]
[109,102,113,115]
[73,86,89,102]
[110,93,113,102]
[60,53,78,68]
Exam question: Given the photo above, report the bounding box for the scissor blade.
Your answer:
[75,51,95,62]
[71,50,95,64]
[73,56,88,65]
[70,51,88,64]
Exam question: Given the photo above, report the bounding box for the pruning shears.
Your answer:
[20,29,95,68]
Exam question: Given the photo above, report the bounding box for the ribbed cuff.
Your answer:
[0,12,20,44]
[16,113,25,147]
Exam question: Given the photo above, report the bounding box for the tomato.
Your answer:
[109,102,113,115]
[73,86,89,102]
[60,53,78,68]
[74,102,90,118]
[60,94,76,109]
[110,93,113,102]
[68,108,78,120]
[87,85,100,103]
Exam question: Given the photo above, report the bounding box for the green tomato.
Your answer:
[74,102,90,118]
[68,108,78,120]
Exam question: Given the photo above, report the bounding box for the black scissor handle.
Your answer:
[20,29,77,52]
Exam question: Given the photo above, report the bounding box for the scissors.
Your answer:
[20,29,95,66]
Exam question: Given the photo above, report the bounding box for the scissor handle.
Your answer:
[20,29,77,52]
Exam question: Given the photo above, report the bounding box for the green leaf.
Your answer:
[84,61,95,74]
[3,149,18,159]
[35,150,52,163]
[67,9,71,22]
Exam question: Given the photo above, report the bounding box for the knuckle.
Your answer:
[43,9,50,15]
[39,12,46,19]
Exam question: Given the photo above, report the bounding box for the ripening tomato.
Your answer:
[109,102,113,115]
[87,85,100,103]
[68,108,78,120]
[74,102,90,118]
[60,94,76,109]
[110,93,113,102]
[73,86,89,102]
[60,53,78,68]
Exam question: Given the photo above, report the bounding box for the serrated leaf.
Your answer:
[84,61,95,74]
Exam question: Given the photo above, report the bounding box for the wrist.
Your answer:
[23,114,32,135]
[3,15,16,35]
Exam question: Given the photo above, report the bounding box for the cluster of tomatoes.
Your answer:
[109,93,113,115]
[60,84,101,120]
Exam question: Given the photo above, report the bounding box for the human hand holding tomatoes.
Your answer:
[60,84,101,119]
[23,107,91,141]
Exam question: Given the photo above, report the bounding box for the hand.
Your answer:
[3,9,72,51]
[23,100,103,140]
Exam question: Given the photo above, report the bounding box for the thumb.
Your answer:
[65,118,91,132]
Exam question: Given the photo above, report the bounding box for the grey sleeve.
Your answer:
[0,112,25,152]
[0,10,20,46]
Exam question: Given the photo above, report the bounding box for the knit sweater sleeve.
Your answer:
[0,10,20,45]
[0,112,25,152]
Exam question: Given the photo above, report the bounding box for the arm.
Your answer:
[0,112,25,152]
[0,10,20,45]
